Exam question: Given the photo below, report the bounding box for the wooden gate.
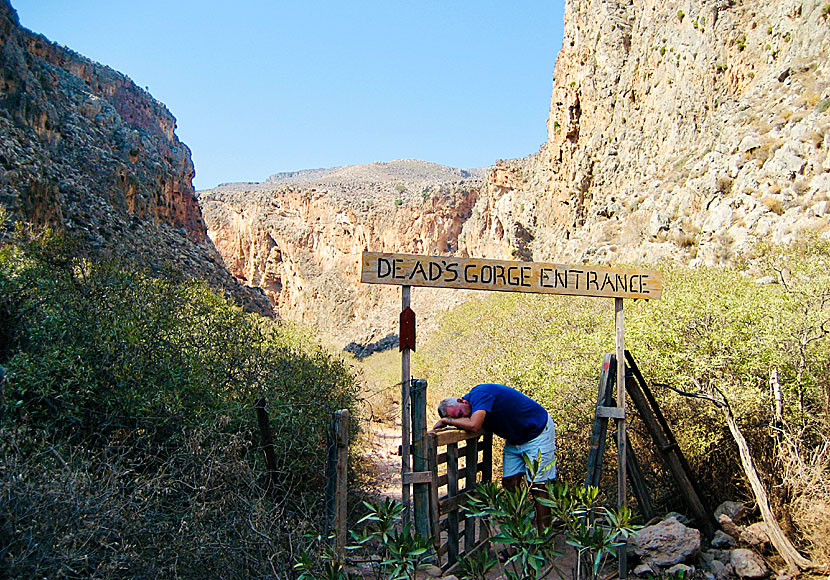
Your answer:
[426,428,493,570]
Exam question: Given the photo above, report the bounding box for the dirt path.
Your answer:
[362,419,403,501]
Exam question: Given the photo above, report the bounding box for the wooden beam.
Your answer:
[615,298,628,579]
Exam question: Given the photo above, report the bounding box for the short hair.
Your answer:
[437,397,458,418]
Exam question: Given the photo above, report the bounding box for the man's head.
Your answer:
[437,397,471,419]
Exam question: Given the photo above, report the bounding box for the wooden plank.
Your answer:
[439,492,469,513]
[411,378,430,539]
[585,353,615,489]
[464,437,478,552]
[433,428,486,446]
[597,406,626,419]
[615,298,628,579]
[624,352,716,537]
[324,409,349,554]
[446,442,459,564]
[482,432,493,483]
[362,251,662,300]
[427,432,442,559]
[403,471,433,484]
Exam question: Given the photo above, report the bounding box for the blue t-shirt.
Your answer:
[464,383,548,445]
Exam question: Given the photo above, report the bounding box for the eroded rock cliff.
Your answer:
[200,160,483,345]
[0,0,270,315]
[203,0,830,347]
[473,0,830,266]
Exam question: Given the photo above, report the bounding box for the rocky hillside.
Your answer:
[477,0,830,266]
[203,0,830,348]
[0,0,270,315]
[199,160,484,348]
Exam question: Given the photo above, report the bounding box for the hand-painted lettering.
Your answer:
[480,265,493,284]
[587,271,599,291]
[428,261,442,281]
[393,259,405,280]
[464,264,478,283]
[600,273,613,292]
[445,262,459,282]
[569,269,584,289]
[494,265,506,286]
[521,266,531,287]
[555,269,568,288]
[410,260,427,280]
[508,266,521,286]
[377,257,391,278]
[615,274,627,292]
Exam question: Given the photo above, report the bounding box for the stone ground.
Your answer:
[360,420,584,580]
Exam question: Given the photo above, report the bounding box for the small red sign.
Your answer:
[400,306,416,351]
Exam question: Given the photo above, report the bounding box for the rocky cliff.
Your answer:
[472,0,830,266]
[0,0,270,315]
[203,0,830,348]
[200,160,483,346]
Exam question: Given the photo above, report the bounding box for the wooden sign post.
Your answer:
[361,252,662,577]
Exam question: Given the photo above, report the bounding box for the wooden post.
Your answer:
[615,298,627,578]
[446,442,460,563]
[325,409,349,554]
[464,437,478,552]
[427,431,441,554]
[401,285,412,521]
[411,378,430,539]
[255,398,279,488]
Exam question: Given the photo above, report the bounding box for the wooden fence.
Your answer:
[425,428,493,570]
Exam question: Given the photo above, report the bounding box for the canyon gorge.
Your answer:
[201,0,830,349]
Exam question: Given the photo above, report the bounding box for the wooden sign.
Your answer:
[361,251,661,300]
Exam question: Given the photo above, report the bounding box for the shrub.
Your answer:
[416,237,829,560]
[0,227,359,578]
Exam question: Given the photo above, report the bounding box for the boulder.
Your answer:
[718,514,742,537]
[633,563,655,576]
[715,501,747,523]
[707,558,734,580]
[712,530,737,549]
[740,523,770,550]
[730,549,769,578]
[668,563,697,576]
[629,516,701,567]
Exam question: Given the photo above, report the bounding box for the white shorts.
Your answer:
[502,413,556,482]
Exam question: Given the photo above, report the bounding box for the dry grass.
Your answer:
[0,426,323,580]
[762,195,786,215]
[780,436,830,563]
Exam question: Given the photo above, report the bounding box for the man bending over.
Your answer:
[433,383,555,529]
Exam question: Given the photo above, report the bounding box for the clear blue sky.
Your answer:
[13,1,564,190]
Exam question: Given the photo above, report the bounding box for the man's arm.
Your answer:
[433,409,486,432]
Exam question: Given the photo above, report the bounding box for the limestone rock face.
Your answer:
[470,0,830,267]
[0,0,270,315]
[203,0,830,342]
[199,161,483,343]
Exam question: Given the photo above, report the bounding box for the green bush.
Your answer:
[417,237,830,538]
[0,227,359,578]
